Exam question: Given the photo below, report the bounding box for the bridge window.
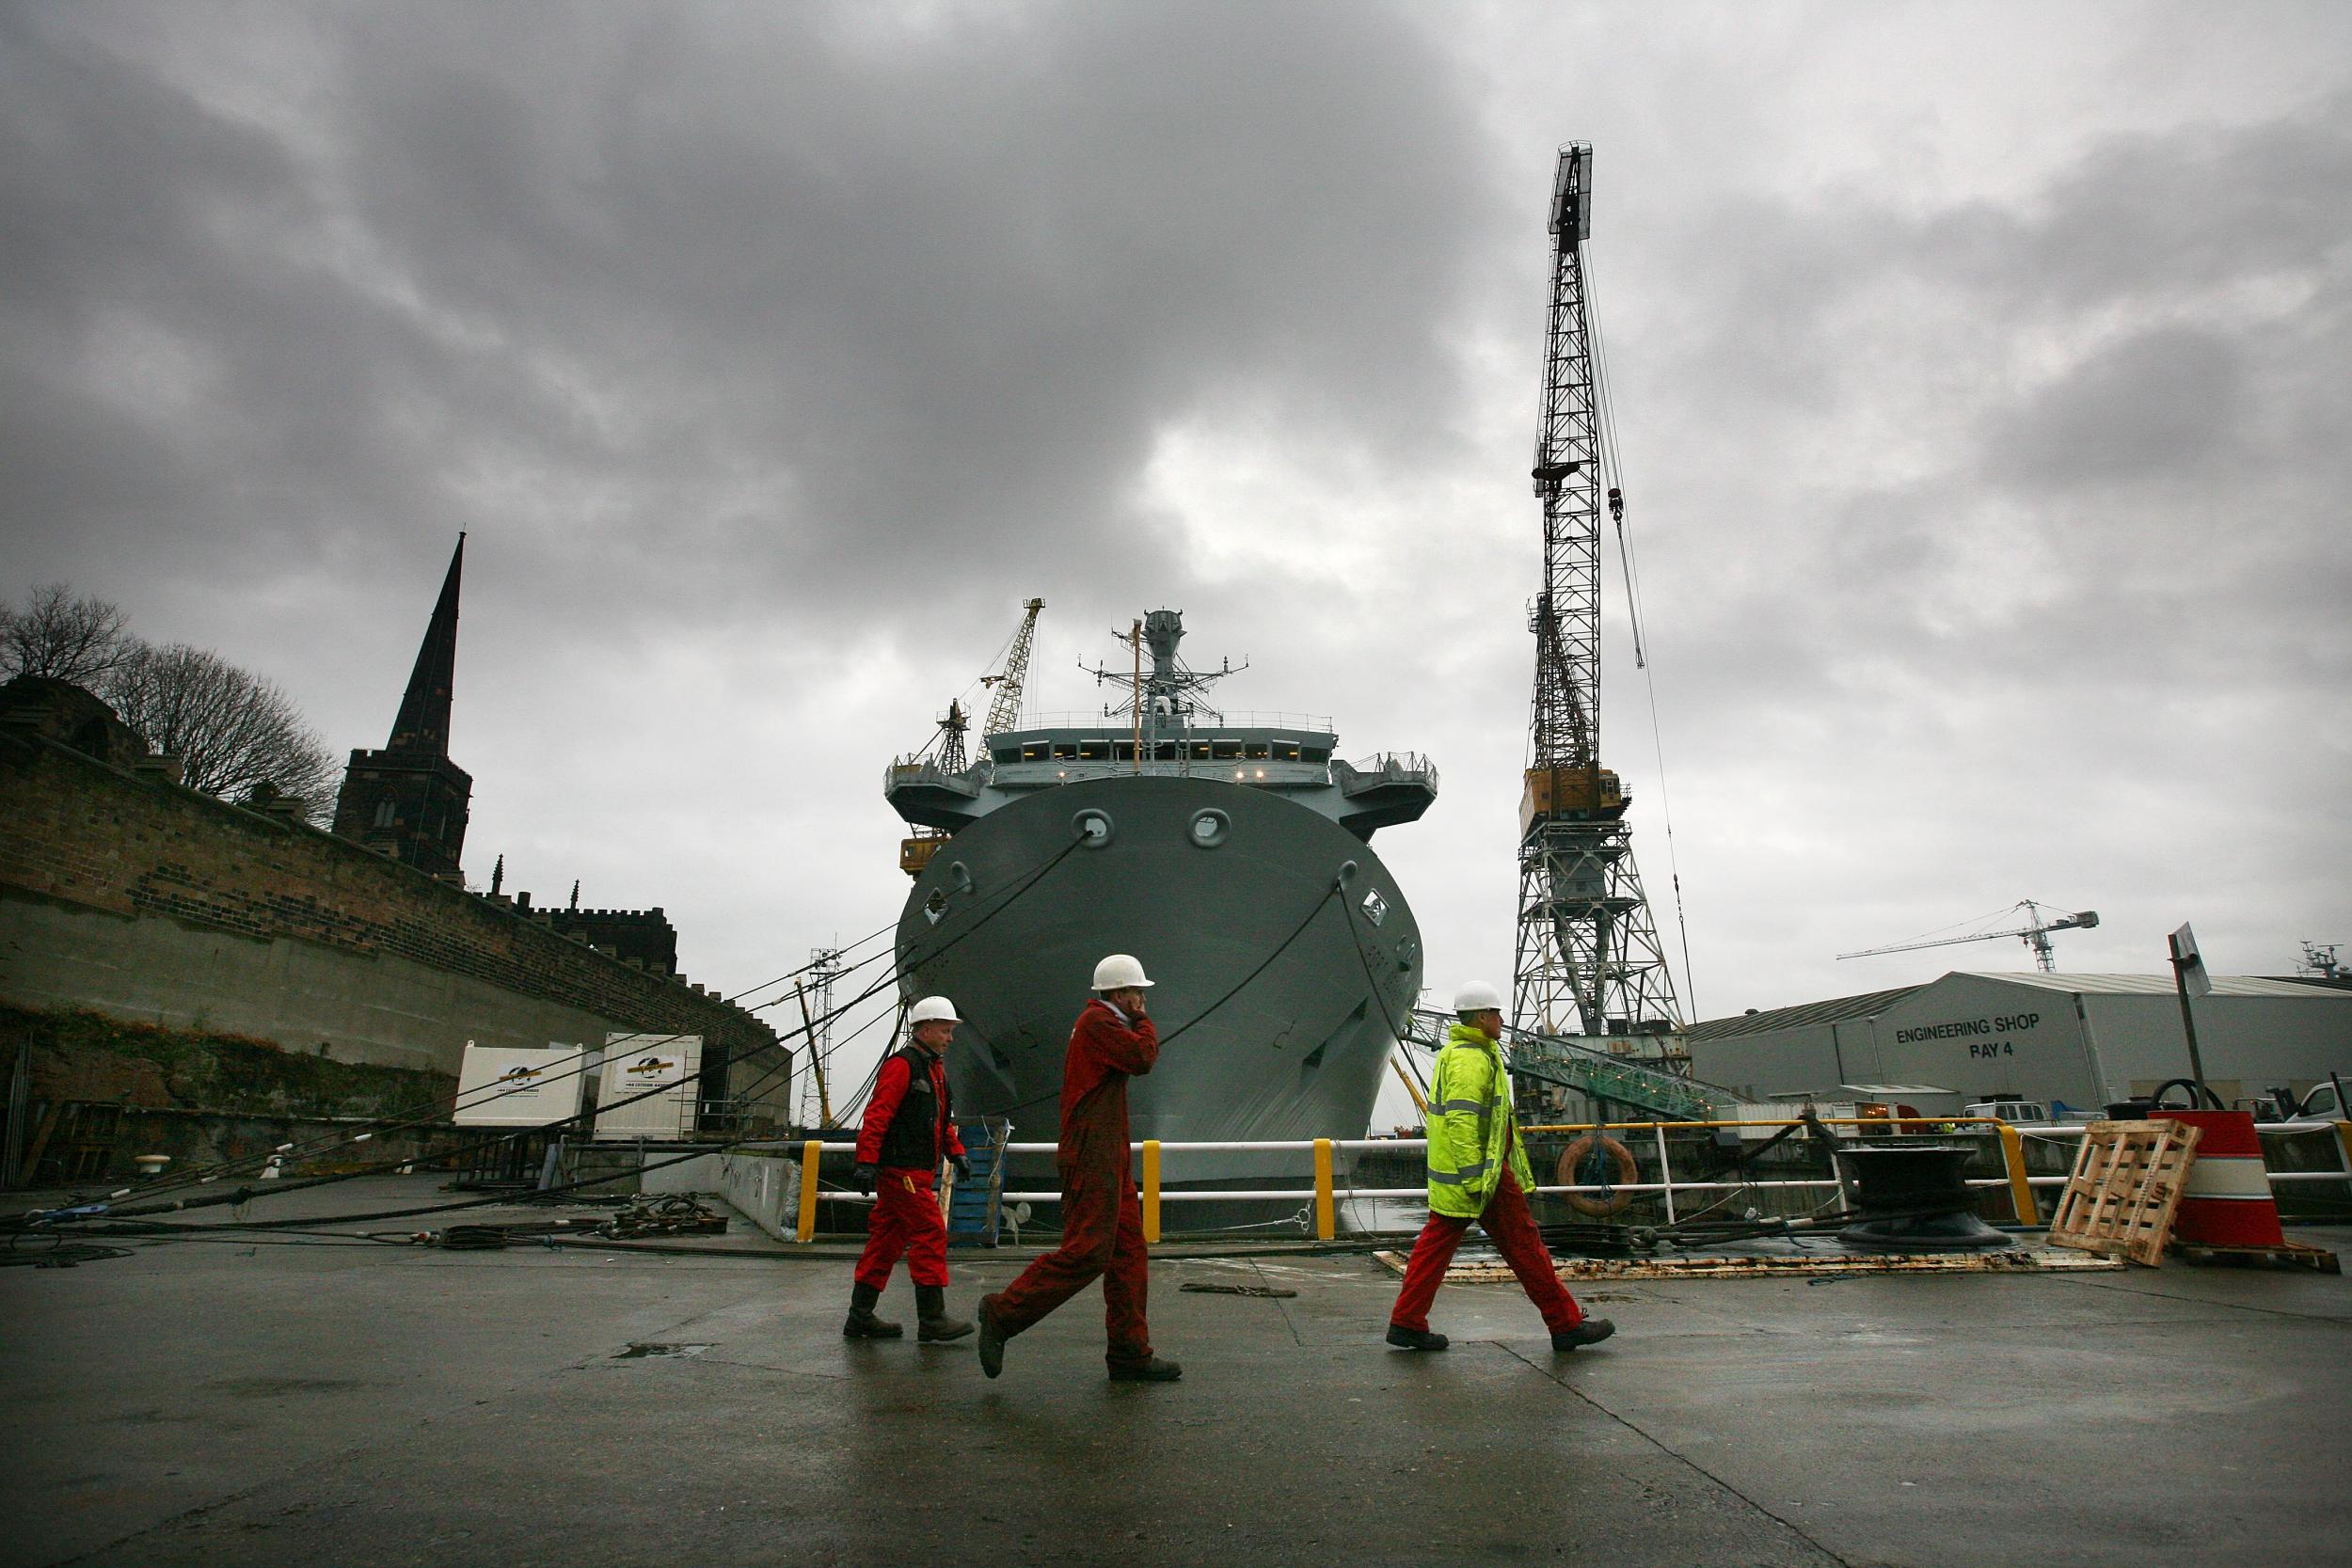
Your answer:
[1244,742,1270,760]
[1190,741,1212,760]
[1078,738,1110,761]
[1155,741,1180,762]
[1273,740,1301,761]
[1211,739,1241,761]
[1053,741,1079,760]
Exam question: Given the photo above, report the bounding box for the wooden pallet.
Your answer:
[2045,1119,2202,1266]
[2169,1239,2342,1275]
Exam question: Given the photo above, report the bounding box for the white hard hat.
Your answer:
[1452,980,1504,1014]
[1091,953,1154,990]
[908,996,961,1025]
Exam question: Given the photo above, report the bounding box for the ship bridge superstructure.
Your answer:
[887,609,1436,842]
[887,718,1436,842]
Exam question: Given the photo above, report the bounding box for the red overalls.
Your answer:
[985,999,1159,1368]
[852,1046,966,1293]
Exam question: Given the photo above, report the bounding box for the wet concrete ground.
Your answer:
[5,1176,2347,1567]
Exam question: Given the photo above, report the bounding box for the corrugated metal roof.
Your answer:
[1685,985,1923,1042]
[1948,973,2342,999]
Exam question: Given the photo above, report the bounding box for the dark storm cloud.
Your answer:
[1,3,1493,644]
[5,1,2346,1043]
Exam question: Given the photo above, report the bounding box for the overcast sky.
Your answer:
[6,1,2347,1118]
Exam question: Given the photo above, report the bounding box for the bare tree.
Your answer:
[0,583,132,683]
[103,644,340,825]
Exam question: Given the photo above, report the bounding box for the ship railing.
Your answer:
[997,710,1336,735]
[774,1117,2352,1242]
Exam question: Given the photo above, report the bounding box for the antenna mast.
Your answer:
[1512,143,1685,1059]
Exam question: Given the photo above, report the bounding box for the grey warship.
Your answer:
[885,610,1437,1153]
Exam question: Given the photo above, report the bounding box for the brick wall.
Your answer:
[0,731,790,1105]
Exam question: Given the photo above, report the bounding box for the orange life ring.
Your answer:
[1556,1132,1638,1217]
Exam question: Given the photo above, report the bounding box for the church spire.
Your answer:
[387,534,463,755]
[331,534,474,880]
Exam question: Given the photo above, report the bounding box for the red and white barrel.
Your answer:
[2153,1109,2285,1249]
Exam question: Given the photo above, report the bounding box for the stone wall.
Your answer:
[0,727,791,1119]
[0,1004,459,1185]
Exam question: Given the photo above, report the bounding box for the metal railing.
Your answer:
[777,1117,2352,1243]
[1001,711,1336,736]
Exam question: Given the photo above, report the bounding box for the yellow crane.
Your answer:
[980,597,1045,735]
[898,598,1045,877]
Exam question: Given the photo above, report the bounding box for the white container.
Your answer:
[453,1044,589,1128]
[593,1035,702,1140]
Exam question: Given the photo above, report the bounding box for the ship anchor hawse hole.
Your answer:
[1073,809,1114,847]
[1188,809,1230,847]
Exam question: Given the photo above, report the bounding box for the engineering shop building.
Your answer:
[1684,972,2352,1117]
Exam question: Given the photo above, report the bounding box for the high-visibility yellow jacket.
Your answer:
[1424,1022,1534,1217]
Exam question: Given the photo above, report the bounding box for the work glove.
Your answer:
[953,1156,972,1182]
[851,1163,878,1194]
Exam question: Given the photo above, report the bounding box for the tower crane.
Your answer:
[1837,900,2100,973]
[981,597,1045,736]
[1512,143,1685,1057]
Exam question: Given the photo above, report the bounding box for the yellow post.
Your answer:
[1995,1122,2038,1227]
[1141,1140,1162,1244]
[796,1139,822,1243]
[1313,1138,1336,1241]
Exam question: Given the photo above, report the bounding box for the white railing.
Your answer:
[779,1117,2352,1241]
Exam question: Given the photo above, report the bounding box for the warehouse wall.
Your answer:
[1692,973,2352,1114]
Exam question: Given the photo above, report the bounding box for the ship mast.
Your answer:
[1512,143,1684,1056]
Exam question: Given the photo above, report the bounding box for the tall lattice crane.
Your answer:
[981,597,1045,736]
[1511,143,1685,1055]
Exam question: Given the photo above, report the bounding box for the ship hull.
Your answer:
[896,774,1423,1161]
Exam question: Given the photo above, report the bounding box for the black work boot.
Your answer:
[1107,1357,1183,1383]
[843,1279,903,1339]
[915,1285,973,1342]
[977,1294,1008,1378]
[1385,1323,1450,1352]
[1551,1317,1615,1352]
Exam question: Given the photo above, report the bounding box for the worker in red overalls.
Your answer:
[977,954,1180,1382]
[845,995,973,1343]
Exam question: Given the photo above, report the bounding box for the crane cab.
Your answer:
[1520,765,1623,834]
